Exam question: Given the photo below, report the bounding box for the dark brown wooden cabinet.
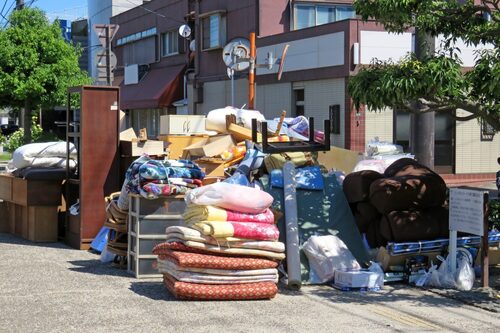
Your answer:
[66,86,120,250]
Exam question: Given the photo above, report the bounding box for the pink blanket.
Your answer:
[193,221,280,241]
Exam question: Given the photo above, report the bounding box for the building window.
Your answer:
[294,88,305,116]
[117,27,157,46]
[294,3,355,30]
[202,13,226,50]
[161,30,179,57]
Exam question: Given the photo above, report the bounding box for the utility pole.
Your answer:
[16,0,28,138]
[410,29,435,170]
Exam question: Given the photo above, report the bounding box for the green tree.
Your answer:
[348,0,499,165]
[0,8,90,144]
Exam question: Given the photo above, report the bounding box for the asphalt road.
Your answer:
[1,233,499,333]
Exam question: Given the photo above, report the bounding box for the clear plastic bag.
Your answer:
[455,249,475,291]
[437,255,457,288]
[368,261,384,288]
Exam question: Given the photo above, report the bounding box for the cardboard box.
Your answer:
[317,146,363,174]
[120,140,165,157]
[158,135,208,160]
[195,159,226,178]
[475,247,500,266]
[120,127,165,157]
[333,269,382,289]
[182,135,235,159]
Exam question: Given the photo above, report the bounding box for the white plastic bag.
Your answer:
[423,262,441,287]
[366,137,403,156]
[302,235,361,284]
[437,255,457,288]
[368,261,384,288]
[455,249,475,291]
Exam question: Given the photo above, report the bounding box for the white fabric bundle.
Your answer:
[206,106,266,133]
[10,141,77,170]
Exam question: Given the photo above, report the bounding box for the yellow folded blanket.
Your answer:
[192,221,234,238]
[183,205,227,224]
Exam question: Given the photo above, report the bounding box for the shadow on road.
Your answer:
[68,259,130,277]
[0,232,70,250]
[129,281,177,301]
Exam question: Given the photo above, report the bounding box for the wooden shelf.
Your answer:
[65,86,120,250]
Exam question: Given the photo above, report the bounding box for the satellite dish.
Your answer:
[189,39,196,52]
[222,38,250,71]
[277,44,289,81]
[178,24,191,38]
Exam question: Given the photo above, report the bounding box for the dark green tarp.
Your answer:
[260,174,370,282]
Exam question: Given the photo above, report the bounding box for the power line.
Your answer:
[0,1,9,18]
[1,0,15,28]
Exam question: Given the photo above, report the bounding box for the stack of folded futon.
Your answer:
[153,183,285,300]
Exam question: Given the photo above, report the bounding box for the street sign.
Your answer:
[95,49,117,70]
[93,24,119,48]
[448,187,489,288]
[449,188,485,236]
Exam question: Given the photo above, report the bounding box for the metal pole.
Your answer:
[231,69,235,107]
[16,0,24,10]
[249,32,256,110]
[482,192,490,287]
[105,25,111,86]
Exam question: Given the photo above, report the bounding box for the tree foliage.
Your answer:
[349,0,499,131]
[0,8,91,142]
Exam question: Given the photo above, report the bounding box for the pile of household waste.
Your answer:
[102,107,498,298]
[152,182,285,300]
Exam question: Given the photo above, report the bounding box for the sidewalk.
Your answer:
[1,233,500,332]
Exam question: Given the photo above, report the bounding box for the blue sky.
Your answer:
[1,0,88,24]
[34,0,87,21]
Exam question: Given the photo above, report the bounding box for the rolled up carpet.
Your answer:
[163,274,278,300]
[283,161,302,290]
[369,175,447,215]
[342,170,383,203]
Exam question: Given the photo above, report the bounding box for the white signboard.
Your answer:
[449,188,484,236]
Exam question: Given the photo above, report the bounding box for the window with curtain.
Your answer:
[294,3,355,30]
[161,30,179,57]
[202,13,226,50]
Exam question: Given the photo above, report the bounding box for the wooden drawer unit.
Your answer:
[11,178,62,206]
[0,174,13,202]
[160,115,206,135]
